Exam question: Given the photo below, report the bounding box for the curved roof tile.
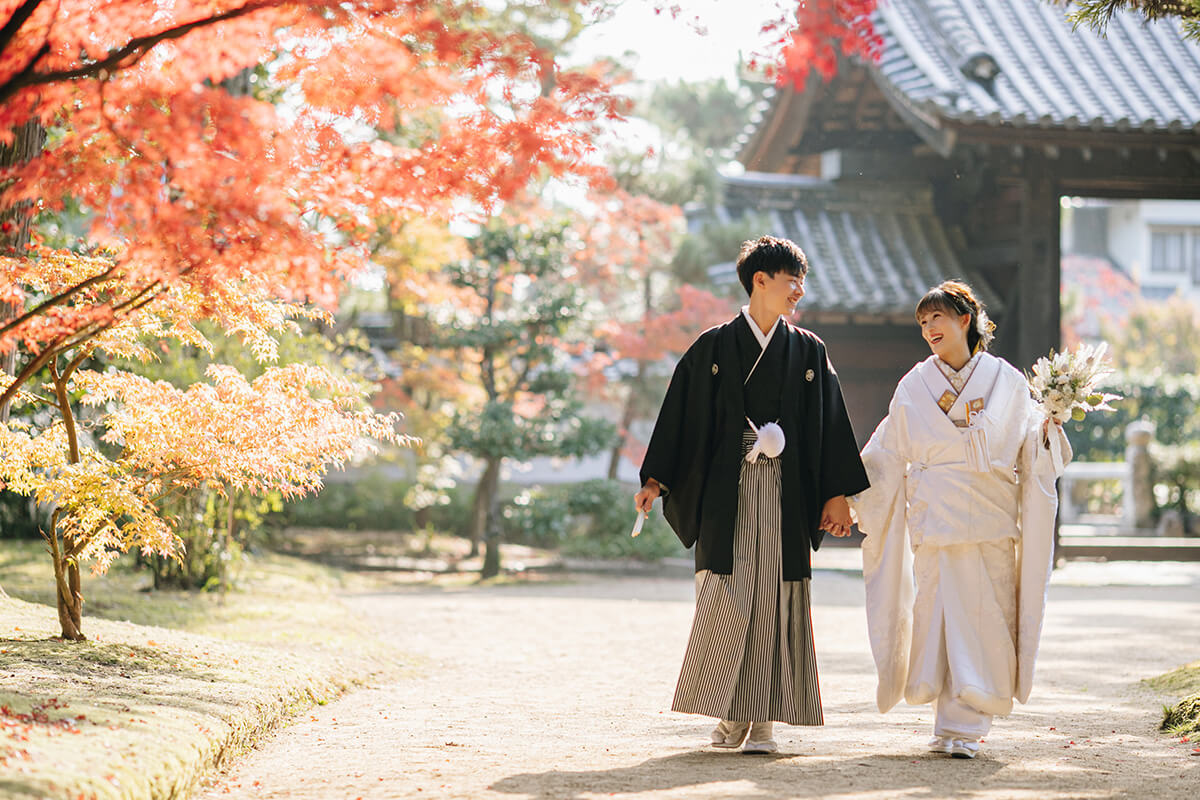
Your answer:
[710,173,1002,315]
[872,0,1200,132]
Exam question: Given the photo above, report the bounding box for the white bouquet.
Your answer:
[1028,342,1121,424]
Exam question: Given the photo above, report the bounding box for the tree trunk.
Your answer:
[0,119,47,423]
[0,119,46,591]
[46,512,84,641]
[47,363,85,637]
[479,457,502,579]
[468,458,500,556]
[607,359,646,481]
[609,271,655,481]
[226,489,238,546]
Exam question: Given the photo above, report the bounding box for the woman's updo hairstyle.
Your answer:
[915,280,996,354]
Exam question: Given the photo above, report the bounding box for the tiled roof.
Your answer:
[874,0,1200,134]
[710,172,1002,316]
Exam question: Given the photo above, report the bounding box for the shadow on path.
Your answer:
[490,751,1018,800]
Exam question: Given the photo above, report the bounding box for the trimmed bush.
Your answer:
[280,474,686,560]
[281,473,416,531]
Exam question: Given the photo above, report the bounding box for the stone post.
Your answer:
[1124,420,1156,530]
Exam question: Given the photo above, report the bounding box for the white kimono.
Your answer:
[852,352,1070,737]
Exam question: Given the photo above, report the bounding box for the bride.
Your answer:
[851,280,1070,759]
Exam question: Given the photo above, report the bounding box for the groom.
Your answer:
[635,235,868,753]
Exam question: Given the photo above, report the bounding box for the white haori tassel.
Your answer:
[963,416,990,473]
[745,418,786,463]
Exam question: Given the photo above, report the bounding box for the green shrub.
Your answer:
[511,479,686,561]
[0,490,46,539]
[279,474,687,561]
[1152,441,1200,534]
[281,473,415,531]
[142,489,283,590]
[1067,372,1200,462]
[1063,372,1200,530]
[428,484,473,537]
[501,487,572,548]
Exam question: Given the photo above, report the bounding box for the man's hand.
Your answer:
[820,495,853,538]
[635,479,662,513]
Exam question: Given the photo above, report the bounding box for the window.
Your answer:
[1149,226,1200,284]
[1150,230,1187,273]
[1194,235,1200,285]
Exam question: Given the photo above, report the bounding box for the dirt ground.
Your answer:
[197,553,1200,799]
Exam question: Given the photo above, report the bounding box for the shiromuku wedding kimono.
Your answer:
[851,351,1071,740]
[641,309,869,726]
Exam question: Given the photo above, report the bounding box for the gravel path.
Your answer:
[198,555,1200,799]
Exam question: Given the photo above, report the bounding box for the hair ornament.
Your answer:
[974,308,996,353]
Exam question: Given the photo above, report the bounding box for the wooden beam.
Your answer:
[817,148,948,181]
[960,242,1021,270]
[1015,161,1061,369]
[952,122,1200,153]
[983,144,1200,198]
[789,130,925,156]
[740,87,819,173]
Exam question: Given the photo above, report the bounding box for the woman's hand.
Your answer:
[635,479,662,513]
[1042,417,1063,445]
[820,495,854,537]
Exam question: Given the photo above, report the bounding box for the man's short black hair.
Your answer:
[735,235,809,297]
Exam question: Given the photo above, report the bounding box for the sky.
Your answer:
[573,0,792,85]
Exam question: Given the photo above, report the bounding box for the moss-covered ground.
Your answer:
[0,539,403,800]
[1146,659,1200,737]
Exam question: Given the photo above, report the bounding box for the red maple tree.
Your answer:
[1,1,624,361]
[0,0,625,638]
[759,1,883,90]
[577,189,733,475]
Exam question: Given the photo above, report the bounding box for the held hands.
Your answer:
[820,495,853,538]
[638,482,854,537]
[634,479,662,513]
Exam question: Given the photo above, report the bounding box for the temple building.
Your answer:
[713,0,1200,436]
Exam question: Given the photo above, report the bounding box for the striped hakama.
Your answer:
[671,428,823,726]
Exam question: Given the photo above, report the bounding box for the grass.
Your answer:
[0,539,404,800]
[1145,660,1200,737]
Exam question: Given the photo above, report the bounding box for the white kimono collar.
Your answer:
[917,352,1003,425]
[918,352,1003,471]
[740,306,781,352]
[934,351,983,393]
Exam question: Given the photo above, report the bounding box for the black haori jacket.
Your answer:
[640,315,870,580]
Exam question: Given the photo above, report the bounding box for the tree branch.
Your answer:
[49,358,79,463]
[0,331,65,408]
[0,0,288,106]
[0,264,118,340]
[53,280,168,360]
[0,0,48,58]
